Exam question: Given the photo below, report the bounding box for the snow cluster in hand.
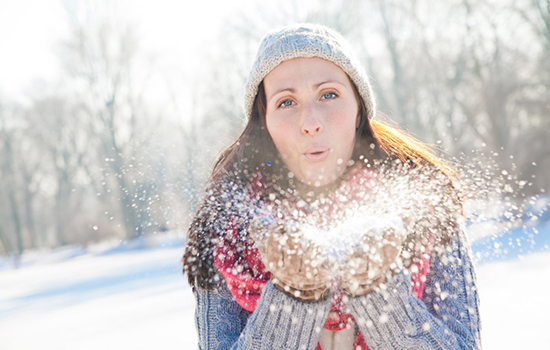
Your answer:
[300,212,405,261]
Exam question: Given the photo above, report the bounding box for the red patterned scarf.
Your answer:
[213,166,433,349]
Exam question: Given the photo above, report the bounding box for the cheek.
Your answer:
[266,116,291,153]
[329,112,358,160]
[331,110,358,140]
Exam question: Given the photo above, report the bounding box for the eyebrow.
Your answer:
[313,80,342,90]
[267,80,345,102]
[267,87,296,102]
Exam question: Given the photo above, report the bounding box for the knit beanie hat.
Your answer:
[243,23,376,120]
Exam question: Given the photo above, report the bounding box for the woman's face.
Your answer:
[264,57,359,187]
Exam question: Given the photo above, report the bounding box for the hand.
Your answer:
[249,216,334,301]
[340,226,405,296]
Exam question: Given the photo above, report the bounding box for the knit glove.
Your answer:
[249,216,334,301]
[340,226,405,296]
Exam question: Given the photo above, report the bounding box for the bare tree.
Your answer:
[0,103,25,255]
[60,0,161,238]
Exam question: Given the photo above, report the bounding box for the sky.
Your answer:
[0,0,65,99]
[0,0,248,102]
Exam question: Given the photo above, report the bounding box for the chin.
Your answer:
[300,171,341,188]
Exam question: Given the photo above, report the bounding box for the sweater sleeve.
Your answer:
[345,226,482,350]
[194,280,332,350]
[194,279,251,350]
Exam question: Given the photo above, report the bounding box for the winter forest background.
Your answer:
[0,0,549,349]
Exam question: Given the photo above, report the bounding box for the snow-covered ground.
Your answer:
[0,235,197,349]
[476,251,550,349]
[1,230,549,350]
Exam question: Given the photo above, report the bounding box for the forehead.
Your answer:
[263,57,350,88]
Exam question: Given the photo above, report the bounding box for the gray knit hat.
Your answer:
[244,23,376,120]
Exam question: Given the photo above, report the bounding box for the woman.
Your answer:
[182,23,481,350]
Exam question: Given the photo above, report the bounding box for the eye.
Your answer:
[277,99,295,108]
[321,92,338,100]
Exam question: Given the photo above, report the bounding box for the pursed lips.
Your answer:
[303,145,330,162]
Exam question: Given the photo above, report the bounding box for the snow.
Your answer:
[1,228,549,349]
[0,235,197,350]
[477,251,550,349]
[301,214,405,261]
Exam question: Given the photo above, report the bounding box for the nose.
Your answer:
[301,106,322,135]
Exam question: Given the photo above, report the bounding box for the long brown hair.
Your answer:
[182,79,460,289]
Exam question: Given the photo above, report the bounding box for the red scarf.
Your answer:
[214,167,433,350]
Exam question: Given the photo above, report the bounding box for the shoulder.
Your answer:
[183,175,258,289]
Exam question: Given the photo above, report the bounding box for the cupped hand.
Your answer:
[340,226,405,296]
[249,216,335,301]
